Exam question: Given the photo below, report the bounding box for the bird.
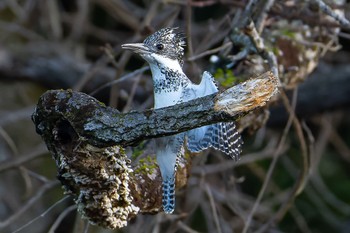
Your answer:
[122,27,243,214]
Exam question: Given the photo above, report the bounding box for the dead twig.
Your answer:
[313,0,350,28]
[0,180,60,229]
[242,88,297,233]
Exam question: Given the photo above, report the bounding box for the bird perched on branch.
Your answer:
[122,27,243,214]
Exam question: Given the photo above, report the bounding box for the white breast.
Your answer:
[148,55,190,109]
[154,91,183,108]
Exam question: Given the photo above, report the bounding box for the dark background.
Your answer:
[0,1,350,233]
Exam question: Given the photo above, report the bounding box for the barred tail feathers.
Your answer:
[216,122,243,159]
[157,151,177,214]
[162,176,176,214]
[157,150,177,214]
[186,122,243,160]
[155,135,184,214]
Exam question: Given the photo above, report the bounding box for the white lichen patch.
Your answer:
[147,171,157,180]
[56,143,139,229]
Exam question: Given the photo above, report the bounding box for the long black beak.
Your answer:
[121,43,150,54]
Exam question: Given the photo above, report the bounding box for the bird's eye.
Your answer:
[156,44,164,50]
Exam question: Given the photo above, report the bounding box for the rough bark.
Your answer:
[31,71,279,228]
[33,71,278,148]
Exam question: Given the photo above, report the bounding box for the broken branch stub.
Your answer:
[32,71,279,229]
[215,71,279,114]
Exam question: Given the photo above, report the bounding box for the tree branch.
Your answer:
[33,71,278,148]
[31,71,279,229]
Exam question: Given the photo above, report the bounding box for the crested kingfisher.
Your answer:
[122,27,243,214]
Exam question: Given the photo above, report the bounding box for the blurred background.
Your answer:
[0,0,350,232]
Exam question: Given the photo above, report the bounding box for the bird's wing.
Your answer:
[186,122,243,160]
[197,71,219,96]
[186,72,242,160]
[184,71,243,159]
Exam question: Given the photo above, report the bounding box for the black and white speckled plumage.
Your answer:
[122,28,243,214]
[153,67,189,94]
[143,27,186,66]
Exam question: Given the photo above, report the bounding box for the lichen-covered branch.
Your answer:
[33,71,278,148]
[32,71,279,229]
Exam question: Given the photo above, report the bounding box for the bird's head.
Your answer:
[122,27,186,67]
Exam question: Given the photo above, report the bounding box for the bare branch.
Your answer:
[313,0,350,28]
[32,71,278,148]
[242,88,297,233]
[31,71,279,229]
[0,181,59,229]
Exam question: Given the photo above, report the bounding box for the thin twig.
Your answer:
[0,21,44,41]
[68,0,89,41]
[313,0,350,28]
[185,1,193,59]
[82,221,90,233]
[289,207,313,233]
[109,42,138,108]
[261,89,311,229]
[205,184,222,233]
[122,75,141,112]
[245,20,279,78]
[5,181,62,231]
[48,205,77,233]
[0,126,19,156]
[255,0,275,33]
[191,138,283,175]
[141,0,161,28]
[241,0,259,27]
[5,0,25,20]
[311,171,350,215]
[0,144,48,172]
[47,0,62,39]
[176,221,199,233]
[329,120,350,163]
[187,42,232,61]
[0,106,35,126]
[301,120,315,168]
[73,54,109,92]
[279,157,344,229]
[93,0,140,31]
[102,44,121,69]
[88,66,149,96]
[242,88,297,233]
